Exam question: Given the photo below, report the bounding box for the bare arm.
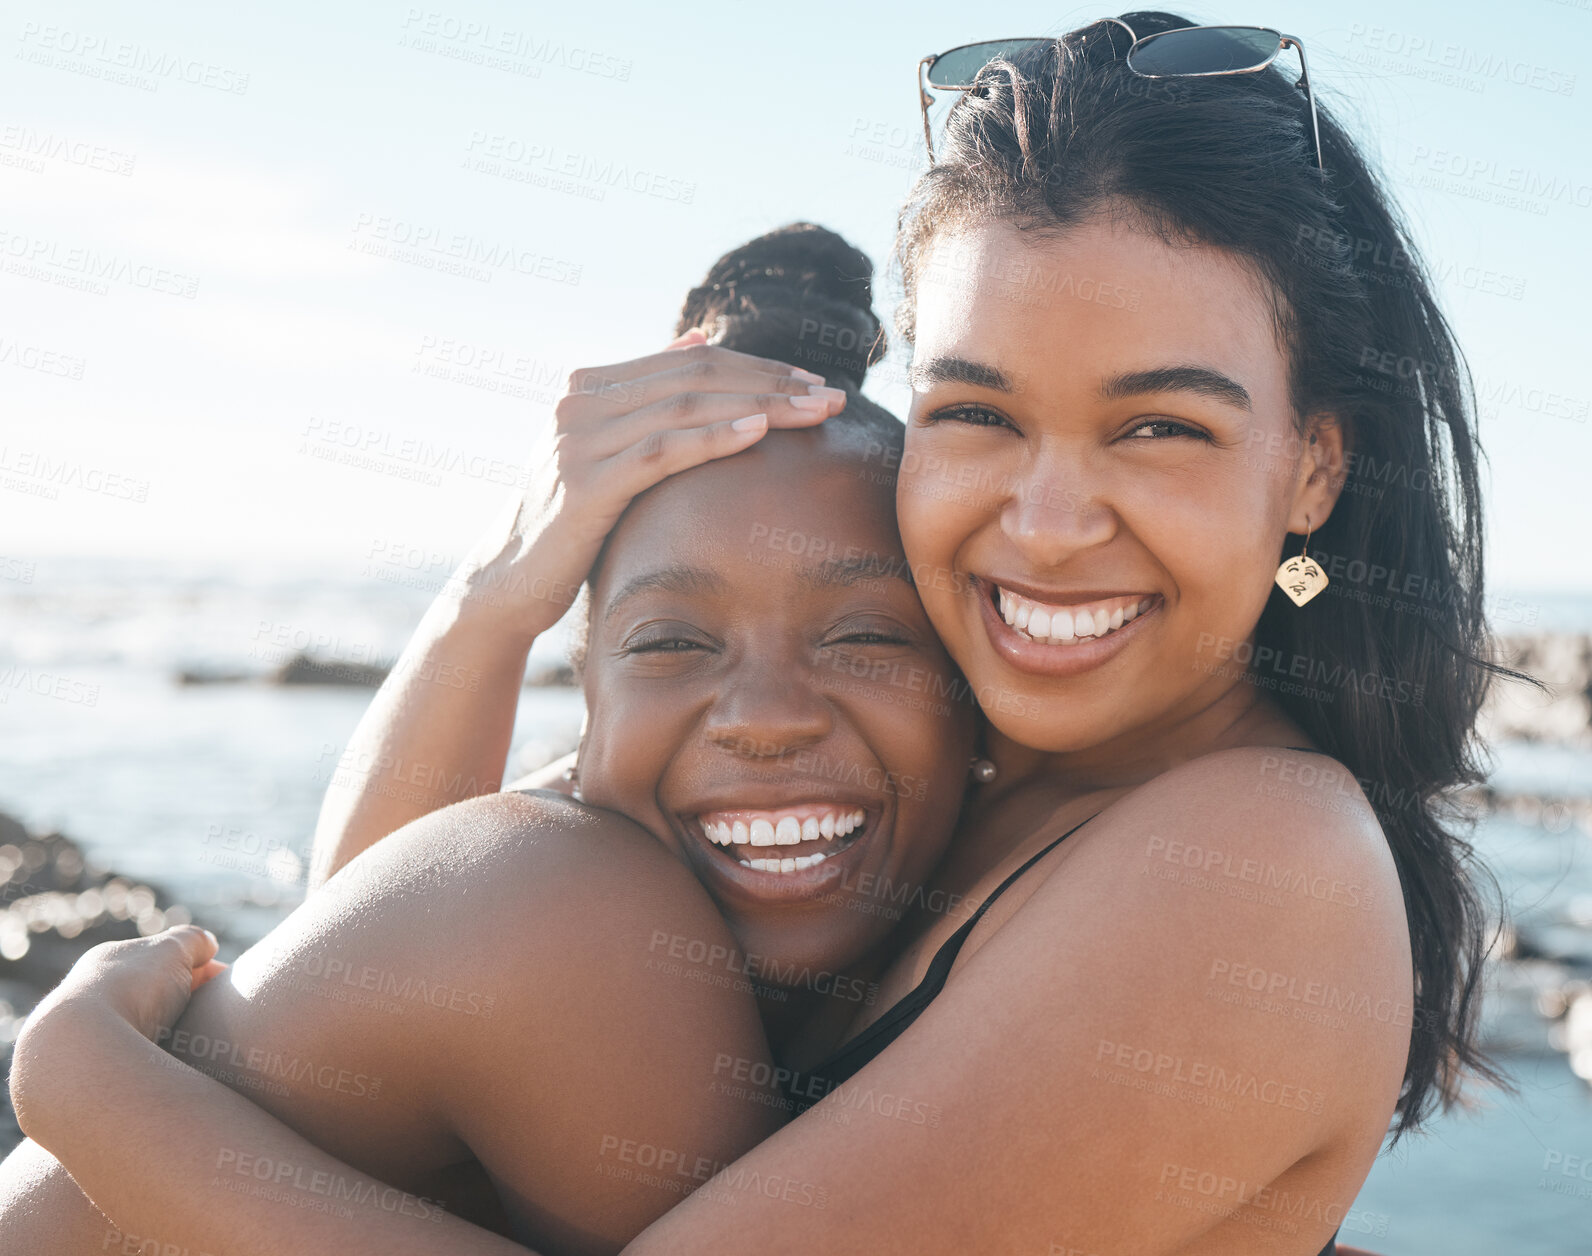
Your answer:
[309,337,845,885]
[13,792,783,1255]
[15,750,1411,1255]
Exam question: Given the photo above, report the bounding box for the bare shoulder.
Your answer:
[1007,742,1412,1131]
[1072,744,1397,909]
[176,791,780,1248]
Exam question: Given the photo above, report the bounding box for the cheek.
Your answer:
[578,685,674,812]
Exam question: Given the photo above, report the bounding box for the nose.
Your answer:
[703,667,832,758]
[1000,453,1118,570]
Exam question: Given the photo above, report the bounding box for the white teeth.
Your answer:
[742,849,832,874]
[699,808,868,853]
[997,588,1152,646]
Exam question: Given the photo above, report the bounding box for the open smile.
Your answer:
[674,797,884,903]
[974,577,1162,678]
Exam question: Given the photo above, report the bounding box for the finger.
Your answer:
[158,924,220,974]
[567,342,825,392]
[586,388,846,460]
[562,363,833,426]
[603,414,771,493]
[192,959,229,992]
[665,328,708,349]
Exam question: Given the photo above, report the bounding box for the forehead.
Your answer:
[593,429,904,607]
[912,215,1289,402]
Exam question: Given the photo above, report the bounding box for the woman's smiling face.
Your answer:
[900,213,1340,758]
[579,423,976,977]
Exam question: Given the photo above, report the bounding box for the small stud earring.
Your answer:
[970,756,998,784]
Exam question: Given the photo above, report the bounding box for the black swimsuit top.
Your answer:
[784,747,1340,1256]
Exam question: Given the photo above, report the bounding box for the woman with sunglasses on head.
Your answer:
[8,13,1508,1255]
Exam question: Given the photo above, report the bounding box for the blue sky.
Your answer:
[2,0,1588,593]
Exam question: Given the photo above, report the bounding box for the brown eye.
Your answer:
[923,404,1014,430]
[1125,418,1211,441]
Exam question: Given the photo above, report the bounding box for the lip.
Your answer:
[973,576,1161,679]
[671,794,889,906]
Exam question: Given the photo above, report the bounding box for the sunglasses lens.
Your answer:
[927,39,1041,88]
[1125,26,1281,75]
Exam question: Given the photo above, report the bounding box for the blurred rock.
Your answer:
[1482,631,1592,746]
[272,653,391,687]
[0,814,208,1158]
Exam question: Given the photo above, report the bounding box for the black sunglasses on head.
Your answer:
[916,18,1323,170]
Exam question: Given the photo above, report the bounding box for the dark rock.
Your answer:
[0,813,211,1158]
[525,660,576,687]
[273,654,391,688]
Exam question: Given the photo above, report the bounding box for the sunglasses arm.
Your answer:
[917,55,937,164]
[1280,35,1323,172]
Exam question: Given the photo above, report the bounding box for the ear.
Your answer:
[1284,413,1349,534]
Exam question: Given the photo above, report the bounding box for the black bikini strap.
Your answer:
[916,812,1101,991]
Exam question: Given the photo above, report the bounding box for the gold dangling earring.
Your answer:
[1274,516,1329,607]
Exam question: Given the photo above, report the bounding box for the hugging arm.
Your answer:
[15,752,1410,1254]
[8,792,784,1256]
[310,338,844,886]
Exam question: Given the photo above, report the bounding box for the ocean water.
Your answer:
[2,559,1591,1254]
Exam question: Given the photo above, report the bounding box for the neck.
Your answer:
[986,680,1302,800]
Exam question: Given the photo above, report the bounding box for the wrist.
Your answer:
[437,559,573,649]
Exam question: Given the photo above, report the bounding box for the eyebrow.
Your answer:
[1099,365,1252,411]
[910,356,1253,412]
[603,564,727,624]
[909,354,1015,393]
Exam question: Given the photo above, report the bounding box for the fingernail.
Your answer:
[731,413,768,432]
[787,393,829,412]
[790,368,825,385]
[807,385,848,406]
[202,929,219,948]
